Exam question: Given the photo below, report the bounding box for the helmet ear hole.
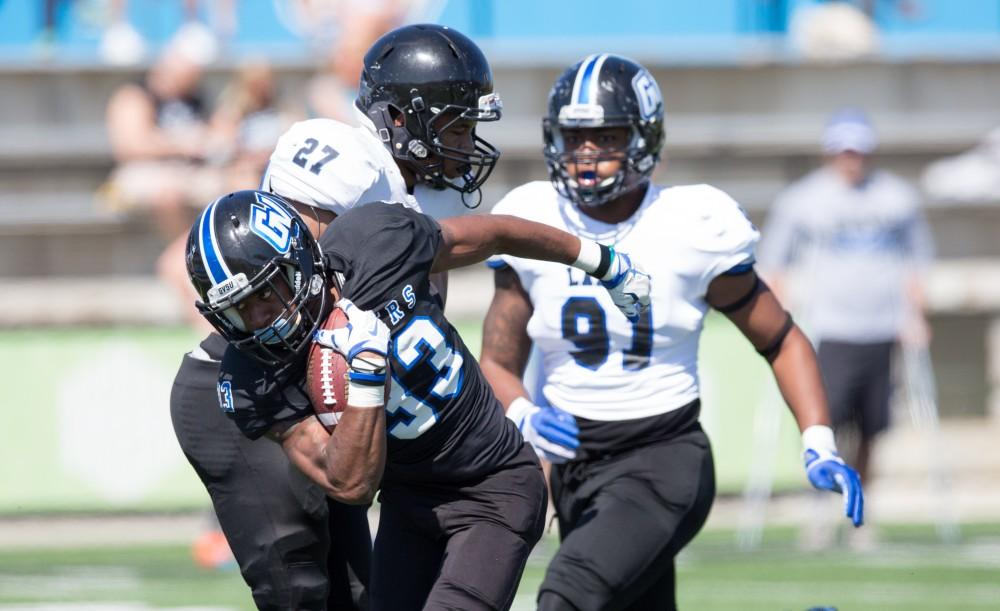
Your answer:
[388,104,406,128]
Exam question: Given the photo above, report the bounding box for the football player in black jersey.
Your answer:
[184,189,650,611]
[170,24,504,610]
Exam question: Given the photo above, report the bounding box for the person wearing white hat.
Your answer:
[758,108,935,548]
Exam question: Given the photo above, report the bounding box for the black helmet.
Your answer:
[185,190,328,366]
[356,23,502,199]
[543,54,665,207]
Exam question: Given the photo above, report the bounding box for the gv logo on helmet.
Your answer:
[631,70,661,121]
[250,192,294,254]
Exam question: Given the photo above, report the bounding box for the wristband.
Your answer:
[802,424,838,455]
[505,396,535,427]
[571,240,614,280]
[347,382,386,409]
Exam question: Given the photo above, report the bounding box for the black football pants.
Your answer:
[539,424,716,611]
[171,352,371,610]
[370,444,547,611]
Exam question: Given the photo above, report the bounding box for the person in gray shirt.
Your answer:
[758,109,934,509]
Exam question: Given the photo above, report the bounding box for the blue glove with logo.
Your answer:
[506,397,580,463]
[803,425,864,527]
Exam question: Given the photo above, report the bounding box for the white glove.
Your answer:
[599,250,651,322]
[313,298,390,407]
[506,397,579,464]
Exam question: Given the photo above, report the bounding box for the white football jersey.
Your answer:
[492,181,759,421]
[412,183,478,220]
[261,117,417,215]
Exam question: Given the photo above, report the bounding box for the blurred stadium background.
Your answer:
[3,0,1000,609]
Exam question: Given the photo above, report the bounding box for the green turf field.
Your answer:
[4,321,972,609]
[0,315,805,514]
[2,524,999,610]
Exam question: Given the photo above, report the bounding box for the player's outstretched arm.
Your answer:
[480,267,579,463]
[707,270,864,527]
[267,300,389,505]
[435,214,651,320]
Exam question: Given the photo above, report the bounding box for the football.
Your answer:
[305,307,350,432]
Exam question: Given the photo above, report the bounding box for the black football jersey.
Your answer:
[219,203,523,487]
[200,332,228,361]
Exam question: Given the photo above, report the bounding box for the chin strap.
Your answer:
[461,187,483,209]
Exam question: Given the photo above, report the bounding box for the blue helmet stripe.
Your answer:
[576,55,600,104]
[199,199,230,285]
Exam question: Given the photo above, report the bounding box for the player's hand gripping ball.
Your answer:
[305,307,351,432]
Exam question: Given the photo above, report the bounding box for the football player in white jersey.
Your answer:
[170,24,504,610]
[480,54,865,611]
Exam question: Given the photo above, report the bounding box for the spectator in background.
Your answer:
[35,0,229,64]
[100,0,232,65]
[789,1,879,61]
[922,125,1000,205]
[305,3,403,120]
[210,60,296,190]
[758,108,934,548]
[103,37,222,330]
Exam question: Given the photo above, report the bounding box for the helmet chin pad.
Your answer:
[569,171,623,207]
[253,312,303,345]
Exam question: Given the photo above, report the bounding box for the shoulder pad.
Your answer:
[412,183,471,220]
[491,181,554,220]
[675,184,760,256]
[264,119,380,214]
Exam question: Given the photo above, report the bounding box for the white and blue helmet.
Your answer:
[543,54,665,207]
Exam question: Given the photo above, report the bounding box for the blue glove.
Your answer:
[506,398,580,463]
[599,250,651,323]
[803,426,864,527]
